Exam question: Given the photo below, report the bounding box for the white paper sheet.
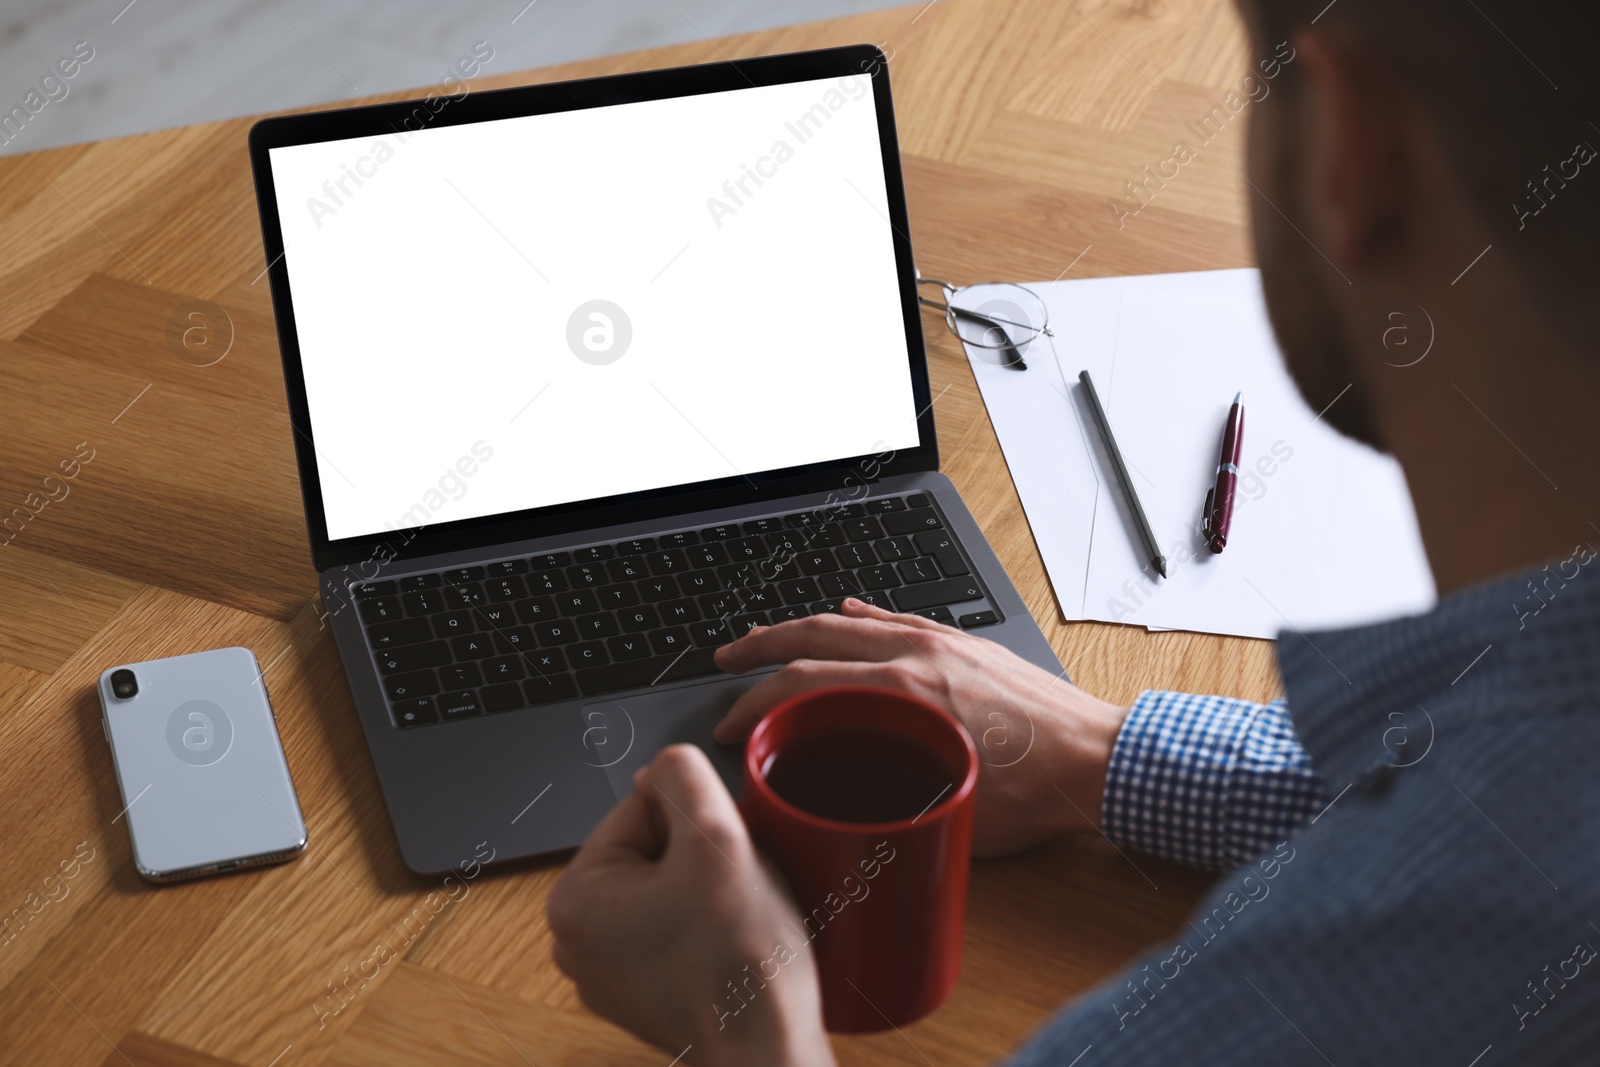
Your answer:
[960,268,1436,640]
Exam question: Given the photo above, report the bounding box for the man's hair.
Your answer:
[1247,0,1599,347]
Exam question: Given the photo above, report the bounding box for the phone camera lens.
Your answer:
[110,669,138,699]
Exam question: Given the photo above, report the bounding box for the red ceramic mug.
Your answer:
[740,685,979,1033]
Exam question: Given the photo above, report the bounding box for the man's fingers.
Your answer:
[565,786,662,870]
[714,607,921,674]
[637,744,751,865]
[839,596,951,633]
[711,659,919,743]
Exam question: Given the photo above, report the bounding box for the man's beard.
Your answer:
[1253,114,1389,453]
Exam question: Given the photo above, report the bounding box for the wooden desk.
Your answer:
[0,1,1278,1062]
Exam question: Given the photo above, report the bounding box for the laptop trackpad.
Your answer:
[582,673,772,802]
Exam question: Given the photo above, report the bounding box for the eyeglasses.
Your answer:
[915,271,1052,370]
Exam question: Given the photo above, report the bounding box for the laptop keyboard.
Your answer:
[351,493,1002,728]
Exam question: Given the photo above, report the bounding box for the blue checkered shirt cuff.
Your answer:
[1102,690,1325,871]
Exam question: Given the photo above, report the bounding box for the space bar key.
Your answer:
[576,647,724,696]
[890,578,985,612]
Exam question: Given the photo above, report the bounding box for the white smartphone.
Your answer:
[97,647,308,883]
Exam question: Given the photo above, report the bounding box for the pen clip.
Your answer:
[1200,487,1215,540]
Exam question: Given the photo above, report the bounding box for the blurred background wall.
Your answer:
[0,0,907,157]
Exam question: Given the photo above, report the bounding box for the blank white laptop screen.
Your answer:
[268,75,920,542]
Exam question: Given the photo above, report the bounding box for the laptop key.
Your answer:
[779,578,821,605]
[765,529,806,554]
[687,543,728,568]
[492,626,536,655]
[742,517,782,535]
[730,613,767,636]
[741,586,784,611]
[607,635,651,661]
[441,584,487,609]
[818,572,862,598]
[860,565,902,591]
[698,592,740,617]
[487,559,528,577]
[959,610,1000,629]
[377,641,451,675]
[660,531,699,548]
[854,591,893,610]
[523,674,579,705]
[757,556,800,583]
[399,574,442,591]
[570,641,610,667]
[650,627,692,656]
[726,536,769,562]
[576,612,620,638]
[359,596,403,624]
[845,517,886,542]
[882,509,942,535]
[530,551,571,569]
[618,537,656,555]
[915,606,958,626]
[796,550,836,575]
[891,578,984,612]
[608,557,649,582]
[598,583,641,609]
[619,605,660,632]
[567,564,607,588]
[660,598,701,624]
[557,589,599,616]
[875,536,914,563]
[433,611,477,637]
[385,670,439,700]
[648,549,689,574]
[835,543,875,569]
[483,655,526,682]
[487,576,526,601]
[771,604,810,622]
[515,596,559,624]
[481,682,526,713]
[809,599,843,615]
[451,634,496,660]
[442,566,486,583]
[575,647,723,696]
[639,577,679,602]
[679,571,721,596]
[528,570,569,594]
[913,530,970,576]
[907,493,931,508]
[898,558,941,584]
[394,697,437,727]
[534,620,578,645]
[690,620,734,646]
[438,690,482,720]
[439,663,483,689]
[369,618,432,649]
[574,545,615,562]
[700,523,740,541]
[807,524,846,548]
[527,648,567,673]
[355,581,398,599]
[476,604,516,627]
[865,497,906,513]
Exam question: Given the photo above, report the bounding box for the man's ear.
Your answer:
[1294,27,1413,272]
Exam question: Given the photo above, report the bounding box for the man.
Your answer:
[547,0,1600,1061]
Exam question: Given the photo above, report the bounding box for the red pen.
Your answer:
[1202,392,1244,554]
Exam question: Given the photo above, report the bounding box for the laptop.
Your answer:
[248,44,1063,874]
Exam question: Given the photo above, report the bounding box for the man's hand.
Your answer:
[547,744,836,1067]
[713,598,1130,856]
